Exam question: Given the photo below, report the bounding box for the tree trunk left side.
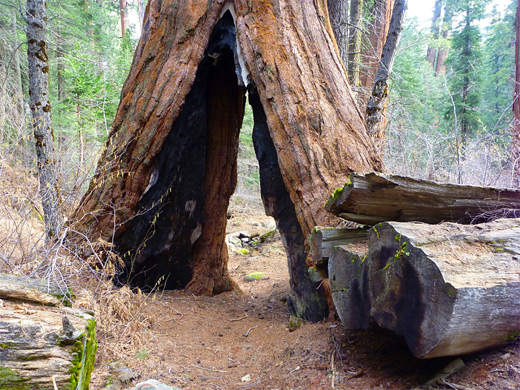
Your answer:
[26,0,63,241]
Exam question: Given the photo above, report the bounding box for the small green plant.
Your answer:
[236,248,250,255]
[136,349,148,359]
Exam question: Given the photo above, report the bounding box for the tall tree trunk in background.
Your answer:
[327,0,349,67]
[513,0,520,186]
[137,0,146,29]
[348,0,364,88]
[366,0,407,144]
[427,0,443,68]
[359,0,395,106]
[26,0,63,240]
[119,0,129,38]
[56,22,65,103]
[435,2,453,76]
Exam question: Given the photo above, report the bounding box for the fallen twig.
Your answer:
[193,364,227,373]
[230,313,248,322]
[242,325,258,337]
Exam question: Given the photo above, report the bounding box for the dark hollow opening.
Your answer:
[114,10,327,320]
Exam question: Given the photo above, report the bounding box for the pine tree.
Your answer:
[444,0,490,145]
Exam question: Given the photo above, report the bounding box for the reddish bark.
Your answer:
[69,0,382,320]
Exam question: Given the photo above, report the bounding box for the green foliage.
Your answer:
[444,1,490,141]
[480,2,515,136]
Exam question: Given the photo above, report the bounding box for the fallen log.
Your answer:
[310,227,368,266]
[0,274,97,389]
[328,243,369,329]
[333,218,520,358]
[325,172,520,225]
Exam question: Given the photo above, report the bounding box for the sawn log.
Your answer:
[325,172,520,225]
[328,218,520,358]
[0,274,97,389]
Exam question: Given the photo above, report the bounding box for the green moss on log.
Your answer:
[69,318,97,390]
[0,367,30,390]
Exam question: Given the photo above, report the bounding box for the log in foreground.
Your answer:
[329,219,520,358]
[0,274,97,389]
[326,172,520,225]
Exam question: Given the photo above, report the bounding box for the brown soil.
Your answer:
[87,211,520,390]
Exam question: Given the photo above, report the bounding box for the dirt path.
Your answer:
[88,212,520,390]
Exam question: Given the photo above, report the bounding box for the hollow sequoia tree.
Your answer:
[69,0,382,321]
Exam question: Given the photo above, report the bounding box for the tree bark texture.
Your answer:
[327,0,349,68]
[0,274,97,389]
[434,2,453,76]
[366,0,407,141]
[426,0,443,68]
[69,0,382,321]
[358,0,394,106]
[347,0,363,87]
[513,0,520,186]
[329,219,520,358]
[119,0,129,38]
[326,172,520,225]
[26,0,63,241]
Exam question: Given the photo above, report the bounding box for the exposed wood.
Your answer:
[26,0,63,241]
[364,219,520,358]
[366,0,407,141]
[69,0,382,320]
[328,242,369,329]
[0,273,62,306]
[0,275,97,389]
[326,172,520,225]
[310,227,368,265]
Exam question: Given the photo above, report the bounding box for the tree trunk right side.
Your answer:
[26,0,63,241]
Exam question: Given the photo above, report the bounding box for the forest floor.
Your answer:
[0,162,519,390]
[87,208,520,390]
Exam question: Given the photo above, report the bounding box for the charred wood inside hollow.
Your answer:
[250,87,328,321]
[116,11,244,290]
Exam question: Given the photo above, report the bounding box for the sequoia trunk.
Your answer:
[70,0,381,321]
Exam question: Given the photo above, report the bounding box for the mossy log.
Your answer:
[0,274,96,389]
[326,172,520,225]
[310,227,368,266]
[330,219,520,358]
[328,242,369,329]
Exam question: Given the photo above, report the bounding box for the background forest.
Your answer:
[0,0,517,212]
